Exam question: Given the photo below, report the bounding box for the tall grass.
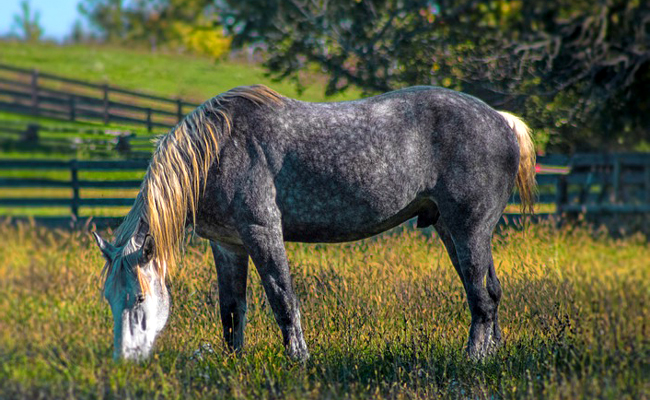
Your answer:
[0,221,648,399]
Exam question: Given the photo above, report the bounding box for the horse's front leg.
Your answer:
[210,241,249,352]
[236,221,309,361]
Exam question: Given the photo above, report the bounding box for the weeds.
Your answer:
[0,220,648,399]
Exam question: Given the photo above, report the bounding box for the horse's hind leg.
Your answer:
[434,218,503,348]
[433,196,506,359]
[452,228,500,359]
[210,241,249,352]
[486,257,502,344]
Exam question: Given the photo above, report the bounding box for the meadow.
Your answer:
[1,220,648,399]
[0,41,647,399]
[0,41,360,104]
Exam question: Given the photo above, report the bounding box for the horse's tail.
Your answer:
[498,111,536,215]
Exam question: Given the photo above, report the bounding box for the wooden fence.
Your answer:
[0,159,147,227]
[0,154,648,228]
[0,119,154,158]
[554,153,650,213]
[0,63,200,132]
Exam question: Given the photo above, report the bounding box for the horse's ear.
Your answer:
[140,234,155,265]
[93,232,115,261]
[131,218,150,248]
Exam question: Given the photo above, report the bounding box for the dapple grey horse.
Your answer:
[93,85,536,361]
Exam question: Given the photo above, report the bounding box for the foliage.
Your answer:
[77,0,126,43]
[11,0,43,42]
[170,21,232,60]
[77,0,231,59]
[0,221,648,398]
[221,0,650,152]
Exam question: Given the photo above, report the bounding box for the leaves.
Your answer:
[77,0,231,59]
[11,0,43,42]
[222,0,650,151]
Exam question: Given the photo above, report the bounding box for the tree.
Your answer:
[78,0,127,43]
[78,0,231,59]
[220,0,650,151]
[12,0,43,42]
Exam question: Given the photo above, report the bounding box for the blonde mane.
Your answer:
[112,85,284,279]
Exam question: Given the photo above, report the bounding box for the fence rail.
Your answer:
[1,154,649,228]
[0,159,148,220]
[0,119,154,158]
[0,63,200,132]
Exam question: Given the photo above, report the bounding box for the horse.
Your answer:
[92,85,536,361]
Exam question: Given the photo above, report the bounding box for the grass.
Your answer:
[0,41,360,103]
[0,40,358,164]
[0,220,648,399]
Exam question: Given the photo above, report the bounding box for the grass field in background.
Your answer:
[0,221,648,399]
[0,40,359,157]
[0,41,361,104]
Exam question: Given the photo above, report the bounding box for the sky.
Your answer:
[1,0,81,41]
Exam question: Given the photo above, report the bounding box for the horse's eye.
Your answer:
[136,294,145,304]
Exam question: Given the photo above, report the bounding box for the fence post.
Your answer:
[645,162,650,204]
[70,159,80,220]
[69,95,76,121]
[31,69,39,114]
[177,99,183,122]
[612,156,621,204]
[103,84,110,124]
[555,175,568,215]
[115,135,132,154]
[21,123,39,143]
[146,108,152,132]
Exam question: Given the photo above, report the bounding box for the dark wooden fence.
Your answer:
[0,119,154,158]
[554,153,650,213]
[1,154,649,228]
[0,159,148,227]
[0,63,200,132]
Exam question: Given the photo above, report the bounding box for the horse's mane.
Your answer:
[112,85,284,278]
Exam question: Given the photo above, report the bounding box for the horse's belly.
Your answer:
[273,139,431,242]
[277,184,427,243]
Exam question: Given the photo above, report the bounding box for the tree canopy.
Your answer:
[78,0,231,59]
[221,0,650,151]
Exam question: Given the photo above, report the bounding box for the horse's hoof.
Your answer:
[467,322,501,360]
[286,338,310,362]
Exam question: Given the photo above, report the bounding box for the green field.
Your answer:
[0,41,360,160]
[0,41,360,104]
[1,221,648,399]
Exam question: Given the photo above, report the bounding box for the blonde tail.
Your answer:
[498,111,536,215]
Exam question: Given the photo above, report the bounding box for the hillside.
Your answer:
[0,41,359,103]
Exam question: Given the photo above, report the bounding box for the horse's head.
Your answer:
[93,222,170,361]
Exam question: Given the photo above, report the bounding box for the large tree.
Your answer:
[220,0,650,151]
